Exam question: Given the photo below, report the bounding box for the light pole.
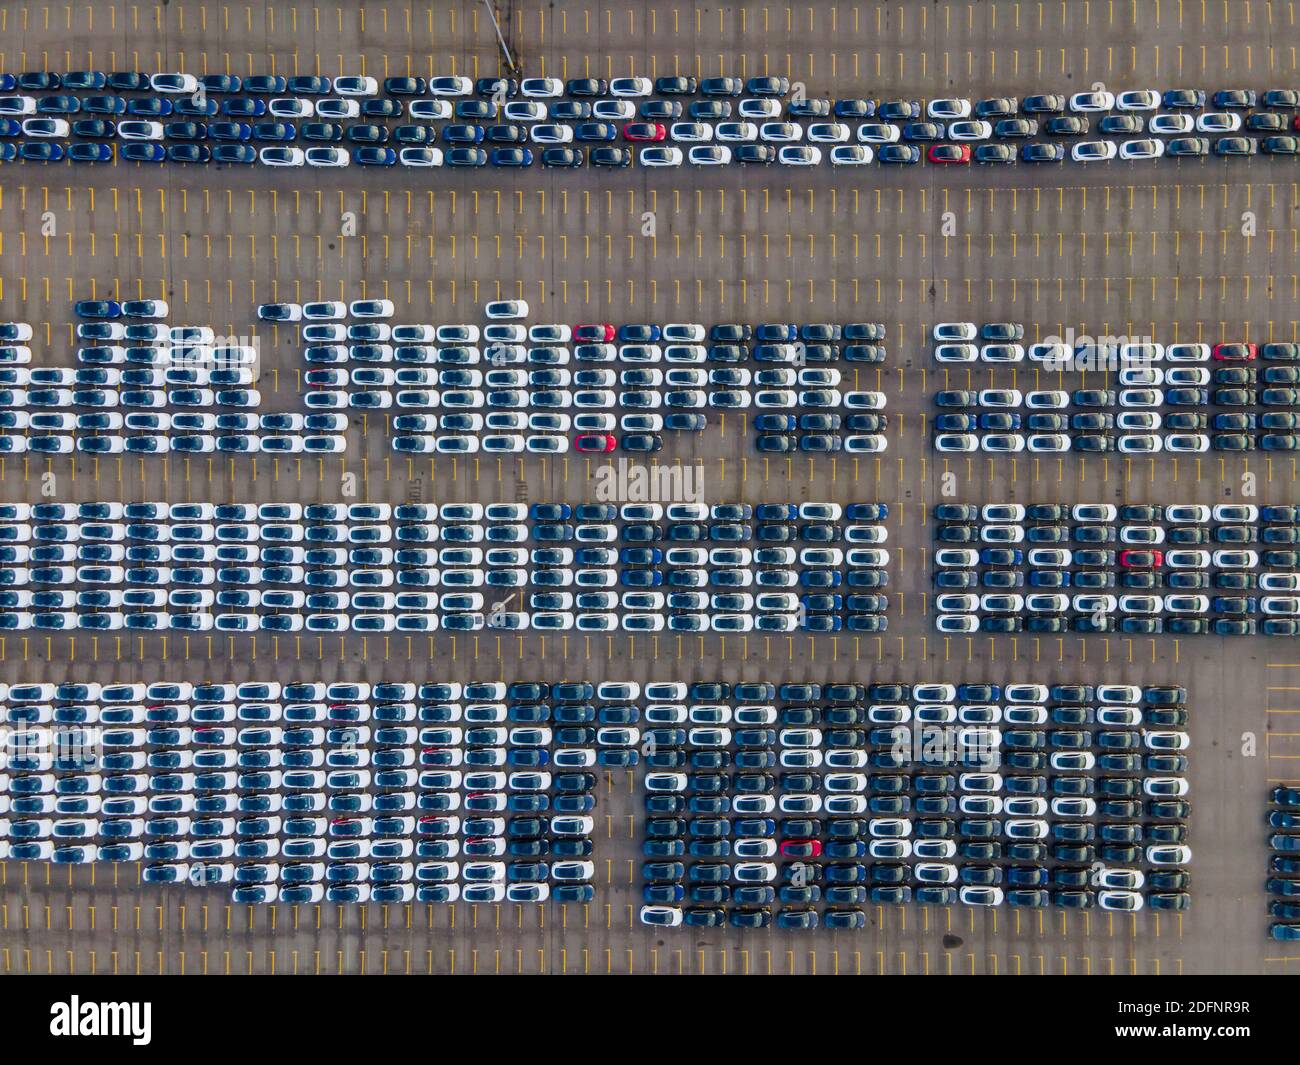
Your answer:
[481,0,518,74]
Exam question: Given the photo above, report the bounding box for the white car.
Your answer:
[409,99,454,120]
[260,146,306,167]
[520,77,565,99]
[778,145,821,165]
[334,75,379,97]
[429,76,473,97]
[857,122,900,143]
[268,98,313,118]
[22,117,69,137]
[150,72,199,94]
[1116,89,1160,111]
[1168,344,1212,365]
[935,433,978,452]
[829,145,873,165]
[1119,138,1165,160]
[305,147,349,167]
[935,343,978,363]
[1098,890,1145,912]
[485,300,528,320]
[949,120,992,141]
[314,98,360,119]
[933,322,977,342]
[1069,90,1116,112]
[936,615,979,633]
[715,121,759,142]
[1025,390,1070,409]
[1117,434,1163,453]
[1197,111,1242,133]
[592,100,635,120]
[1149,113,1194,135]
[609,77,653,97]
[807,122,851,143]
[399,147,444,167]
[1072,139,1117,161]
[530,123,574,144]
[639,146,683,167]
[980,343,1024,363]
[504,101,547,122]
[928,98,972,119]
[118,120,163,140]
[1146,844,1193,866]
[739,98,783,120]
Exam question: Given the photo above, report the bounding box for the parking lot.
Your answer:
[0,0,1295,975]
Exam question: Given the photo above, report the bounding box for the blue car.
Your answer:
[121,142,166,163]
[167,143,211,163]
[127,97,172,117]
[20,142,64,162]
[222,97,267,117]
[244,75,288,94]
[354,146,397,165]
[287,75,332,94]
[212,143,256,164]
[73,118,116,138]
[209,121,253,141]
[68,142,113,163]
[491,147,533,166]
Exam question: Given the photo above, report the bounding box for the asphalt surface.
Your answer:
[0,0,1297,975]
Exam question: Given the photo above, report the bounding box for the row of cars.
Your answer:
[5,74,1300,168]
[638,680,1191,927]
[0,304,345,457]
[0,500,890,635]
[1268,785,1300,939]
[932,326,1300,454]
[260,299,890,454]
[0,679,612,904]
[932,503,1300,635]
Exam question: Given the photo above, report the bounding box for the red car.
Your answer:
[624,122,666,142]
[1119,549,1164,568]
[1213,342,1257,361]
[574,323,615,343]
[574,433,617,453]
[928,143,971,164]
[780,839,823,858]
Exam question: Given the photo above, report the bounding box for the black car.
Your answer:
[1163,88,1206,108]
[541,147,583,167]
[1045,115,1089,135]
[735,144,776,164]
[566,78,608,97]
[746,76,790,96]
[1022,94,1066,113]
[384,76,428,95]
[1022,143,1065,162]
[475,77,517,98]
[700,77,743,97]
[590,146,632,167]
[655,76,697,95]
